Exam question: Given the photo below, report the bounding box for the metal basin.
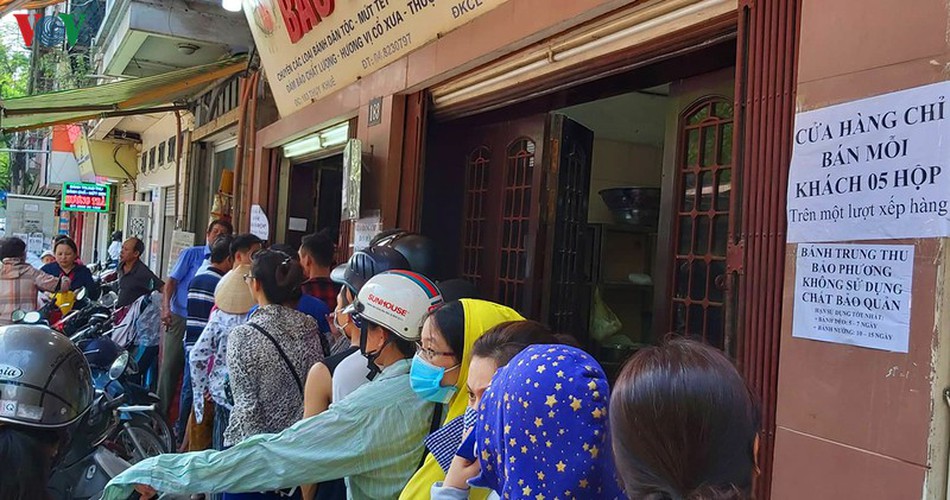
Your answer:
[598,187,661,228]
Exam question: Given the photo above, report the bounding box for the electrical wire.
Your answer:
[111,144,136,192]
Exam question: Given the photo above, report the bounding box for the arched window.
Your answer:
[461,146,491,286]
[670,98,734,348]
[498,138,536,311]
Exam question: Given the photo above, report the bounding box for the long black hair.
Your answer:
[251,249,305,306]
[0,426,60,500]
[429,300,466,364]
[609,338,760,500]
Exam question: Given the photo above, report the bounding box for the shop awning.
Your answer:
[0,0,63,18]
[22,182,61,199]
[0,55,248,132]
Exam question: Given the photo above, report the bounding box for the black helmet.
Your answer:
[436,278,481,302]
[0,325,94,429]
[371,230,439,279]
[81,337,121,370]
[331,246,410,295]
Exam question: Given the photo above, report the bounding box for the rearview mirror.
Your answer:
[11,310,25,323]
[99,291,118,308]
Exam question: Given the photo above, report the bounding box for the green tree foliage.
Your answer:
[0,31,29,99]
[0,37,29,193]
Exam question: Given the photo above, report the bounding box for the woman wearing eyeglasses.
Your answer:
[216,249,324,499]
[399,299,524,500]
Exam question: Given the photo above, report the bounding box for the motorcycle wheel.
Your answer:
[114,413,173,462]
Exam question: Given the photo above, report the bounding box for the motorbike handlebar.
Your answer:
[100,392,128,412]
[116,404,156,413]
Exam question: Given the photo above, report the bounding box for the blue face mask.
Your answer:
[410,353,459,404]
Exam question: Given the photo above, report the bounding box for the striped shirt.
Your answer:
[185,267,225,346]
[102,359,436,500]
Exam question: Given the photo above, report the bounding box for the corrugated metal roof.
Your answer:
[23,182,61,198]
[0,55,247,132]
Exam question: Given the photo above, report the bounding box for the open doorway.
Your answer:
[285,155,343,248]
[556,88,669,361]
[422,62,735,379]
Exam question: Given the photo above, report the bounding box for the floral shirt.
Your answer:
[224,304,324,446]
[189,309,246,423]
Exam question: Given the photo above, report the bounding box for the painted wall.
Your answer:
[132,112,194,275]
[587,140,663,224]
[770,1,950,498]
[74,136,138,182]
[137,113,194,189]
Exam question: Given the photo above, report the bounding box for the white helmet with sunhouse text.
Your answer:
[349,270,443,342]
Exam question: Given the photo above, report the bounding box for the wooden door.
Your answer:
[668,97,735,351]
[286,163,317,247]
[426,114,592,324]
[316,167,343,235]
[455,115,547,314]
[540,115,594,339]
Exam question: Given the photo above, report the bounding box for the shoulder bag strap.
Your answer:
[248,322,304,396]
[417,404,444,470]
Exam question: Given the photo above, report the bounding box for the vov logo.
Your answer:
[14,12,86,48]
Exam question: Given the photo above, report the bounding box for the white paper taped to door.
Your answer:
[787,81,950,242]
[792,243,913,353]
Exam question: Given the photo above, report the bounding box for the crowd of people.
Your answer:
[0,222,761,500]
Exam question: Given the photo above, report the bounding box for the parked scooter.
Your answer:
[26,287,112,335]
[47,352,133,500]
[75,332,174,462]
[13,291,173,463]
[88,261,118,294]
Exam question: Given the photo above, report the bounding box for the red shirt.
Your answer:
[301,277,340,311]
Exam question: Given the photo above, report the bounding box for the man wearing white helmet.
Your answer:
[102,270,444,500]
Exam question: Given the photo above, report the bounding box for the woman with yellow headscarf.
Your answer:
[400,299,524,500]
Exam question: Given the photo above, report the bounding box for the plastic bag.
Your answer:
[111,291,162,348]
[54,290,77,316]
[590,287,622,343]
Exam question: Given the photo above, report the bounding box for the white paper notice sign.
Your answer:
[792,244,913,353]
[27,233,44,256]
[167,231,196,276]
[352,214,382,251]
[288,217,308,232]
[250,205,270,241]
[787,81,950,242]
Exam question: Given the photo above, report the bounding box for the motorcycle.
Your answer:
[48,352,133,500]
[14,291,174,464]
[24,287,114,336]
[74,332,174,463]
[88,261,118,295]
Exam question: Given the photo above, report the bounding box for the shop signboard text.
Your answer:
[245,0,508,116]
[792,243,913,353]
[61,183,110,213]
